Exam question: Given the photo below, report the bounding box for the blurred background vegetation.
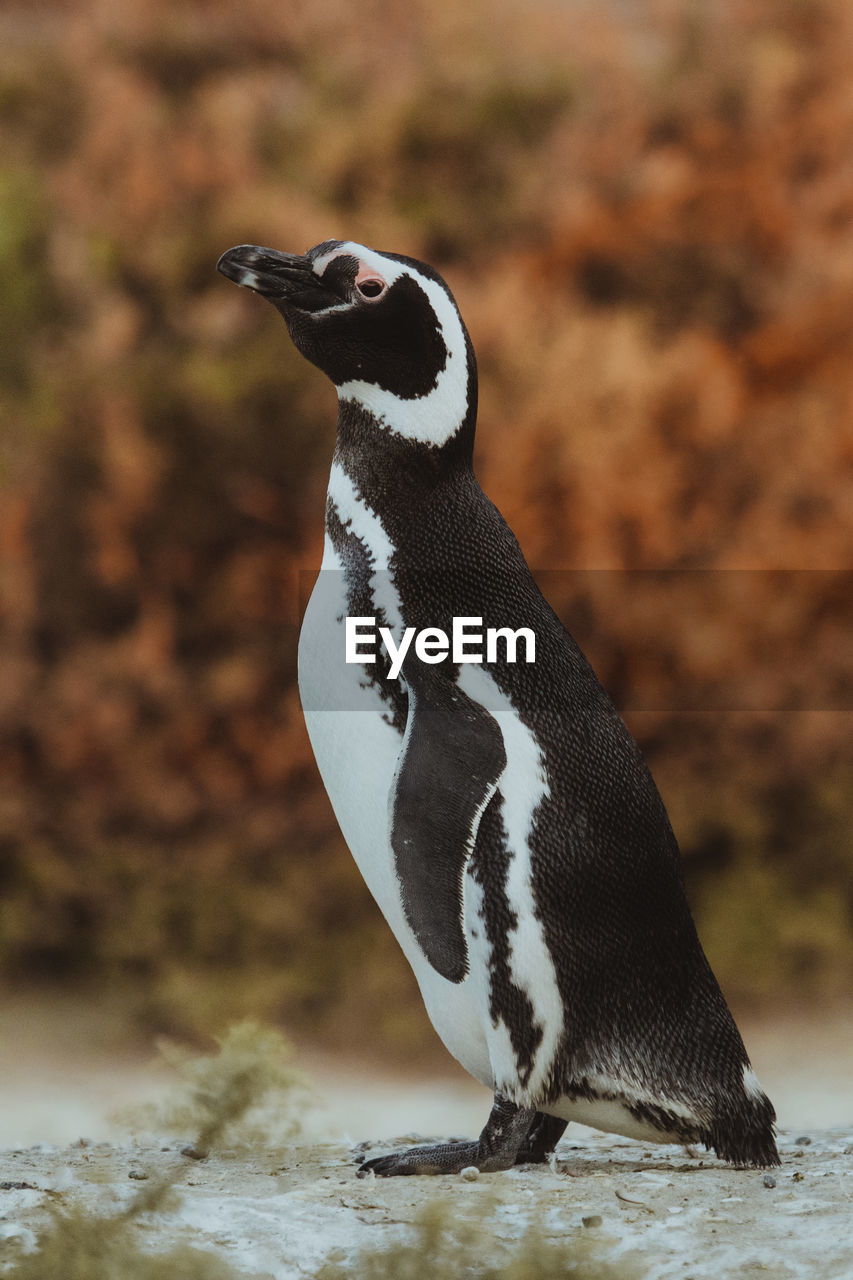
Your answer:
[0,0,850,1060]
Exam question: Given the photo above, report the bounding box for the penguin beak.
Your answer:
[217,245,336,311]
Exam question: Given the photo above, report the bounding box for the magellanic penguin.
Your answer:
[217,240,779,1175]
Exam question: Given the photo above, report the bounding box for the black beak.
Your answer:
[216,244,322,304]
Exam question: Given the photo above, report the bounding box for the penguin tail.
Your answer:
[703,1087,780,1167]
[704,1120,780,1168]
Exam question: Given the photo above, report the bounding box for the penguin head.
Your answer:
[217,240,475,448]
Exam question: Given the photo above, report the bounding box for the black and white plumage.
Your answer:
[217,239,779,1174]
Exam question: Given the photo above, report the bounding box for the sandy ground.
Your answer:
[2,1126,852,1278]
[1,1000,852,1277]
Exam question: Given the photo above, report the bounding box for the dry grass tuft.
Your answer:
[5,1207,250,1280]
[6,1021,305,1279]
[123,1019,309,1149]
[316,1200,641,1280]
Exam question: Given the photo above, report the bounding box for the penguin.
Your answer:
[216,239,779,1175]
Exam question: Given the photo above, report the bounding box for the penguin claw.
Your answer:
[356,1153,415,1177]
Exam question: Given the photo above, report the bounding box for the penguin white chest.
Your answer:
[297,531,494,1087]
[297,550,405,929]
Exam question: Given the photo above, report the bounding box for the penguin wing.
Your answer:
[390,658,506,983]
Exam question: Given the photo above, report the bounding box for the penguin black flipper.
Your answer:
[390,658,506,984]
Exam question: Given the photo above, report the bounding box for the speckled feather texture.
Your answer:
[218,239,779,1169]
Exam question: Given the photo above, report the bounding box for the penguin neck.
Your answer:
[330,360,478,521]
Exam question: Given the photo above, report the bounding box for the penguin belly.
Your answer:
[297,565,494,1087]
[544,1096,687,1145]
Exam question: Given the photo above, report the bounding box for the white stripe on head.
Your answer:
[314,241,471,448]
[312,242,407,286]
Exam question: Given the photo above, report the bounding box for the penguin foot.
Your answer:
[357,1093,537,1177]
[514,1111,568,1165]
[357,1140,481,1177]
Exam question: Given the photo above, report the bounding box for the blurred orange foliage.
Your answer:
[0,0,850,1042]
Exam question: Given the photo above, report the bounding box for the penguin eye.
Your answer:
[357,278,386,300]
